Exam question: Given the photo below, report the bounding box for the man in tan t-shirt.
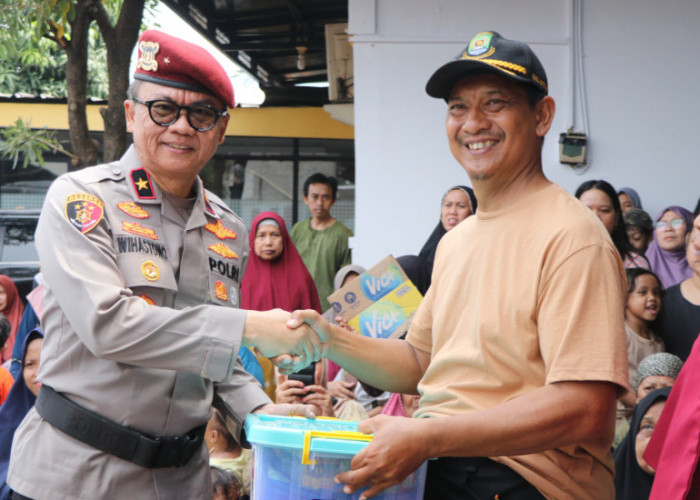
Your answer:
[287,31,628,499]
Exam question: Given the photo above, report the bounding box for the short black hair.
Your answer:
[0,315,10,350]
[303,173,338,199]
[625,267,664,296]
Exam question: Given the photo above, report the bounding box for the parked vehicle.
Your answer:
[0,209,41,300]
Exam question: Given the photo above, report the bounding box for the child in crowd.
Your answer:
[615,270,665,448]
[210,466,243,500]
[204,408,251,499]
[623,268,665,388]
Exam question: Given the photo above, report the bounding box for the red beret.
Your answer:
[133,29,235,109]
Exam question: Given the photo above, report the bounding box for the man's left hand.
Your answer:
[335,415,430,499]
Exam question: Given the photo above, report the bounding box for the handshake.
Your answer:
[242,309,331,374]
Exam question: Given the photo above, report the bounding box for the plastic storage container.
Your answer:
[244,414,427,500]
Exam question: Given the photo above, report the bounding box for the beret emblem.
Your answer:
[137,41,160,72]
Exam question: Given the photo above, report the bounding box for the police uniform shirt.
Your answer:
[7,146,271,500]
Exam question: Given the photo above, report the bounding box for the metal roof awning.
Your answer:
[160,0,348,107]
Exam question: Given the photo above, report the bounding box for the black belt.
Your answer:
[35,385,205,468]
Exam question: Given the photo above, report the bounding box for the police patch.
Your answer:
[141,261,160,281]
[209,243,238,259]
[140,294,155,305]
[117,201,150,219]
[122,221,159,240]
[215,281,228,301]
[205,219,237,240]
[65,193,104,234]
[130,168,156,200]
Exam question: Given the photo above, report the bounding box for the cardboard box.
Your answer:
[327,255,423,339]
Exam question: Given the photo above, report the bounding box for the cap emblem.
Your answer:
[467,32,494,57]
[137,41,160,73]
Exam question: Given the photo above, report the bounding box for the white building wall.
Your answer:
[348,0,700,266]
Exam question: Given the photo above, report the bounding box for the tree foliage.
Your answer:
[0,118,77,168]
[0,0,154,168]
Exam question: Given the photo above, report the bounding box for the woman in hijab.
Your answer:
[0,275,24,364]
[419,185,477,271]
[0,328,43,500]
[240,211,321,399]
[618,187,643,212]
[645,205,695,289]
[613,387,671,500]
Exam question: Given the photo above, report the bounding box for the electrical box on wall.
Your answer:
[559,132,587,165]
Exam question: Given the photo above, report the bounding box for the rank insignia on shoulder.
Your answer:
[141,261,160,281]
[118,201,150,219]
[205,219,236,240]
[140,294,155,305]
[215,280,228,301]
[209,243,238,259]
[122,221,159,240]
[130,168,156,199]
[202,183,216,217]
[65,193,105,234]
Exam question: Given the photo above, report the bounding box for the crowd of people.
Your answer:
[1,28,700,500]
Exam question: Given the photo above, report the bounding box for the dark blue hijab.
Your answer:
[0,328,43,499]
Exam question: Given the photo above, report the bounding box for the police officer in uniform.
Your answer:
[6,30,322,499]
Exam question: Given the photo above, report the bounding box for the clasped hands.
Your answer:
[244,308,329,374]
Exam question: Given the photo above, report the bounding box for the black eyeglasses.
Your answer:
[131,97,227,132]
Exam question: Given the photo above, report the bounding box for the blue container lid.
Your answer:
[244,414,372,457]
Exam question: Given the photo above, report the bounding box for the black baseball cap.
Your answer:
[426,31,548,100]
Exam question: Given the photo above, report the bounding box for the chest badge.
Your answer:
[141,261,160,281]
[209,243,238,259]
[65,193,104,234]
[122,221,159,240]
[205,219,236,240]
[215,280,228,301]
[118,201,150,219]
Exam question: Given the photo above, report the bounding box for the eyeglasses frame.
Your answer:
[131,97,228,132]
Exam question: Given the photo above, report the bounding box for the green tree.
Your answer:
[0,0,152,169]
